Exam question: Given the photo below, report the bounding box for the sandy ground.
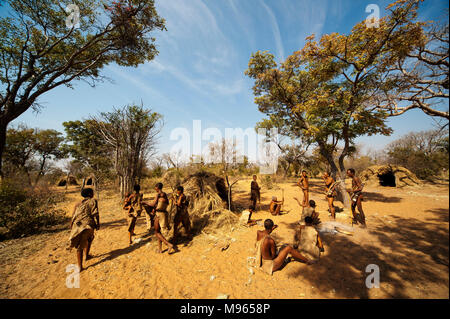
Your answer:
[0,177,448,299]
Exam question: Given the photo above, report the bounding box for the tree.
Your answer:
[62,119,114,177]
[162,150,184,170]
[374,17,449,119]
[91,104,162,197]
[387,129,449,179]
[208,138,240,210]
[3,124,36,184]
[0,0,166,176]
[277,144,310,177]
[245,0,423,207]
[33,129,65,185]
[3,125,64,186]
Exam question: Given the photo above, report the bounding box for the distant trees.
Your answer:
[2,125,36,185]
[387,129,449,179]
[63,119,114,189]
[3,125,65,186]
[277,144,311,177]
[208,138,238,172]
[0,0,166,176]
[91,104,162,197]
[162,150,184,171]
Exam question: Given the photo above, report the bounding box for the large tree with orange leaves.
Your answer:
[246,0,425,207]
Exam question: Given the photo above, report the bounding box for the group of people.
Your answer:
[67,169,367,274]
[122,183,191,252]
[68,182,191,271]
[249,169,367,275]
[294,169,366,226]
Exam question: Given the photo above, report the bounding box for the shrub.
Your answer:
[0,183,68,239]
[261,175,274,190]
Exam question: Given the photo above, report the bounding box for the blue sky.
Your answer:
[4,0,449,160]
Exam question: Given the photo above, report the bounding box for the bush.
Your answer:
[0,183,68,239]
[261,175,274,190]
[387,130,449,180]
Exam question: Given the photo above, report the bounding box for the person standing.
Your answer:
[172,186,191,243]
[346,168,367,227]
[297,170,309,207]
[150,183,175,253]
[68,188,100,271]
[250,175,261,210]
[323,172,337,219]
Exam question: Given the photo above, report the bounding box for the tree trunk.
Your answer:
[65,171,70,193]
[34,156,47,187]
[318,142,351,208]
[95,176,100,201]
[336,170,351,208]
[0,121,7,181]
[225,175,232,211]
[338,149,351,209]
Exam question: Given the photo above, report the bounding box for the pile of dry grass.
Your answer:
[179,172,238,236]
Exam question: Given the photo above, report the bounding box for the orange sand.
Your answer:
[0,177,448,299]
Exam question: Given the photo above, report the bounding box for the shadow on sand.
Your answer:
[281,214,449,298]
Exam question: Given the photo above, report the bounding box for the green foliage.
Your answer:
[387,129,449,179]
[0,182,68,239]
[3,125,65,185]
[150,165,163,178]
[62,119,113,175]
[3,124,36,171]
[260,175,273,190]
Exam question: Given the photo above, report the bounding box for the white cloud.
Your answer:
[260,0,285,62]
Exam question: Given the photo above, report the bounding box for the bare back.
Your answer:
[257,230,276,260]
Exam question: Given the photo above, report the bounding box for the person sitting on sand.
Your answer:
[269,196,284,216]
[68,188,100,272]
[123,185,143,245]
[293,216,324,261]
[255,219,315,275]
[173,186,191,243]
[150,183,175,253]
[239,205,261,227]
[294,198,320,225]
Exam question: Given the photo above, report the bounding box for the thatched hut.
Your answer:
[360,165,421,188]
[181,171,228,205]
[57,175,78,187]
[178,171,237,236]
